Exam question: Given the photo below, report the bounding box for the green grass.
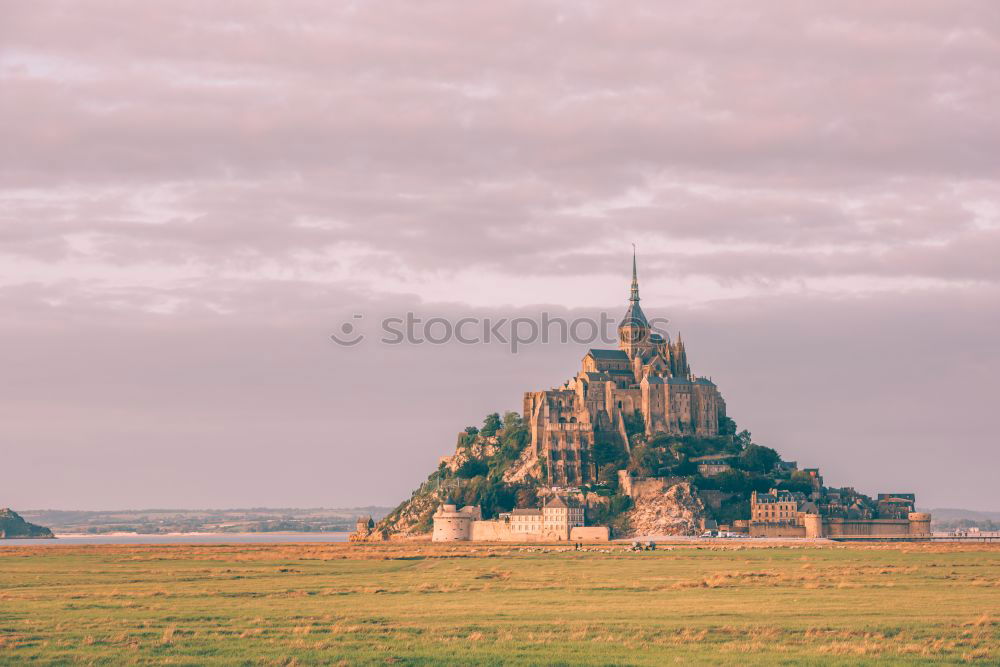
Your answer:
[0,542,997,665]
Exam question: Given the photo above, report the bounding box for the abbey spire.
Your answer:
[618,247,650,358]
[630,244,640,303]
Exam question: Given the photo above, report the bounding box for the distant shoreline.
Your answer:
[52,531,350,538]
[17,508,393,538]
[1,532,352,546]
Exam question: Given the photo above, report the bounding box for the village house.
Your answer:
[691,453,735,476]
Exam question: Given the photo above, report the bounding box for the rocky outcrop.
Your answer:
[621,481,705,537]
[0,508,54,539]
[366,416,535,540]
[371,437,498,540]
[369,491,438,540]
[501,445,542,485]
[440,437,499,474]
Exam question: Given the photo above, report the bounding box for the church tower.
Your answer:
[671,333,690,378]
[618,249,652,359]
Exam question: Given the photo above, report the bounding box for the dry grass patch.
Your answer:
[0,542,997,664]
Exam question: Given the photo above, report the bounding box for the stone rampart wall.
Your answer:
[749,522,806,538]
[570,526,609,541]
[823,518,911,537]
[469,521,569,542]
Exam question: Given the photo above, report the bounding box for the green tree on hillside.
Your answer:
[456,459,488,479]
[626,444,661,477]
[458,426,479,447]
[502,411,523,431]
[455,476,517,518]
[481,412,502,437]
[591,439,628,468]
[778,470,814,494]
[515,487,538,508]
[738,443,780,473]
[735,429,752,450]
[499,422,530,457]
[597,463,620,487]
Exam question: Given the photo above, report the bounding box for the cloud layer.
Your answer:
[1,2,998,509]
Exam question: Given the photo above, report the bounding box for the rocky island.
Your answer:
[362,256,930,542]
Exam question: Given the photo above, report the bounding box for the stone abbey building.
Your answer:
[524,255,727,485]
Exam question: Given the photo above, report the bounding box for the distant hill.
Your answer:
[920,508,1000,521]
[921,507,1000,532]
[0,508,54,539]
[19,507,392,535]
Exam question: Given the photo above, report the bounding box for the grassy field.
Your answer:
[0,541,997,665]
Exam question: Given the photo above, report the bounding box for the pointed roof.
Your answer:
[620,301,648,329]
[630,244,640,303]
[543,496,567,509]
[620,247,649,329]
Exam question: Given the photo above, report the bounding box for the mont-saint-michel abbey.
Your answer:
[359,254,933,545]
[524,253,725,486]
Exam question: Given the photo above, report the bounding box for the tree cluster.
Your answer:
[438,411,533,518]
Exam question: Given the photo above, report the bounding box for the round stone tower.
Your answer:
[803,513,824,538]
[908,512,931,537]
[432,504,474,541]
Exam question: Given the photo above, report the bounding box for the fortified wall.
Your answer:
[822,513,931,538]
[430,502,609,542]
[468,521,606,542]
[748,512,932,538]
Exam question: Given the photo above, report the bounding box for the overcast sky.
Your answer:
[2,2,998,511]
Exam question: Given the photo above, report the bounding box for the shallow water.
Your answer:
[1,532,349,546]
